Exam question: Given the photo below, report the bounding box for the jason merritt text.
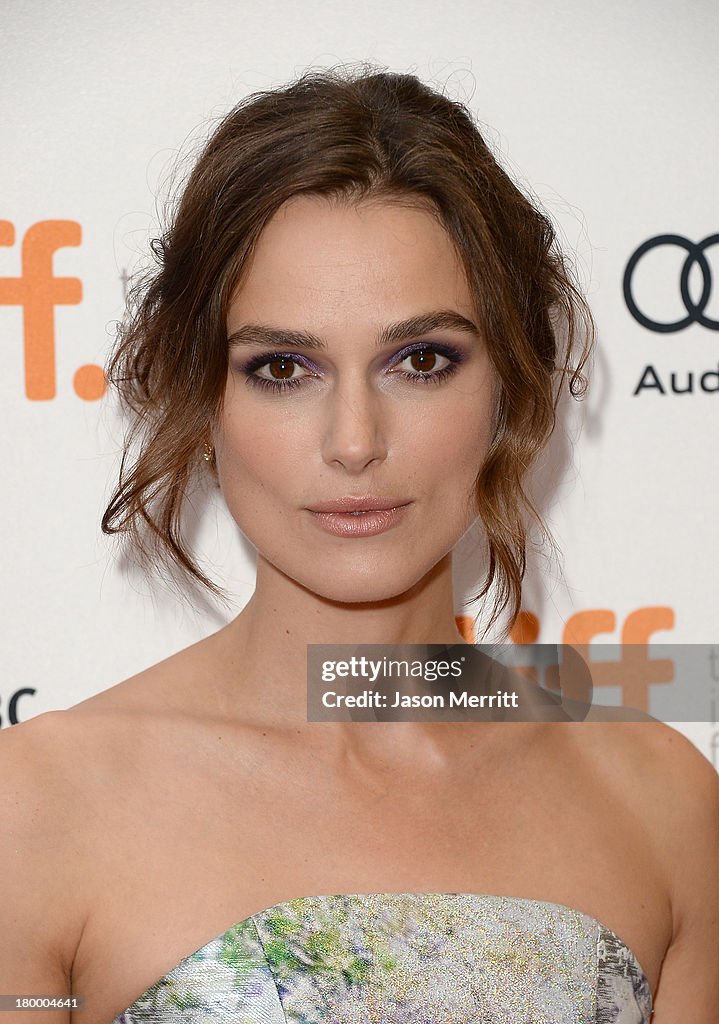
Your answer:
[321,690,519,708]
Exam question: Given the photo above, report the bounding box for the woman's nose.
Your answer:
[320,378,388,473]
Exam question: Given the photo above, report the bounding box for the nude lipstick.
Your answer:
[306,496,413,537]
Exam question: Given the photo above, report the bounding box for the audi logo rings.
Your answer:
[623,234,719,332]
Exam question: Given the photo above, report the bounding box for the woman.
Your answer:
[1,65,717,1024]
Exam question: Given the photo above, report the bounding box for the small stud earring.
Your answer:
[202,442,214,462]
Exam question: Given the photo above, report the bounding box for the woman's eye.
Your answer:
[241,355,316,393]
[396,348,450,376]
[391,346,461,385]
[254,356,308,383]
[240,354,313,394]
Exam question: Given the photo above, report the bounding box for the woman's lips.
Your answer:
[307,503,412,537]
[307,495,411,513]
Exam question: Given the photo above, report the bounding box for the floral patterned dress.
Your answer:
[109,892,653,1023]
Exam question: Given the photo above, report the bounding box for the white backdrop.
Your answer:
[2,0,717,764]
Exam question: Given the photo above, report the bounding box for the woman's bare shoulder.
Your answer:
[0,648,211,970]
[0,711,93,987]
[627,720,719,861]
[0,643,205,797]
[0,656,182,991]
[0,707,89,790]
[589,716,717,786]
[575,716,719,803]
[575,718,719,895]
[606,720,719,1014]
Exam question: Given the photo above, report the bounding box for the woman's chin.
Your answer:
[293,566,434,607]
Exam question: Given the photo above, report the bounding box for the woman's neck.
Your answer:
[209,551,471,725]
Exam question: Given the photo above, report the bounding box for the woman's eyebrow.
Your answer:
[227,310,480,351]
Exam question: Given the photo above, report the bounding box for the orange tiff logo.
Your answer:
[455,606,675,712]
[0,219,105,400]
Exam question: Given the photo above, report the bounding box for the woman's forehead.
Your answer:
[252,193,455,258]
[227,195,473,324]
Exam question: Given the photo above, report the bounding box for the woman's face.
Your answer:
[216,194,498,603]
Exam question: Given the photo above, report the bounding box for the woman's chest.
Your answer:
[69,737,669,1023]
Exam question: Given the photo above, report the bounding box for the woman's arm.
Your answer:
[0,713,85,1024]
[649,725,719,1021]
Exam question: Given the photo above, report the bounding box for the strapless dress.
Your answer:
[109,892,653,1023]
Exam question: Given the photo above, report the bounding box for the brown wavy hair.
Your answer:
[101,62,594,638]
